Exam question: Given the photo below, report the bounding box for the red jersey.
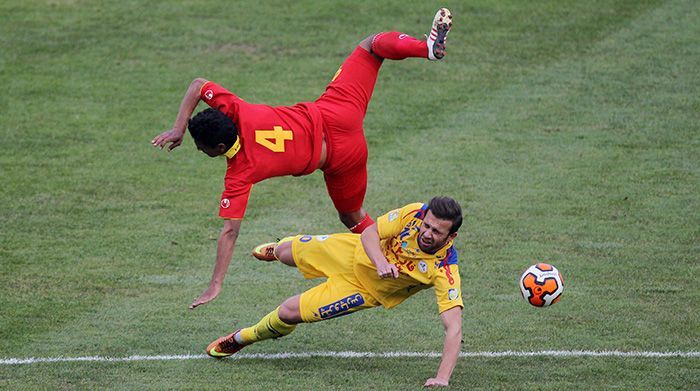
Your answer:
[200,81,325,219]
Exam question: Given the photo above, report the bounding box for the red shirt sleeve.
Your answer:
[219,180,252,220]
[219,160,255,219]
[200,81,242,120]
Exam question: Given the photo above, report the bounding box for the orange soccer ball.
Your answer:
[519,263,564,307]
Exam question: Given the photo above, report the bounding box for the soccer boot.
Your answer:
[206,329,246,358]
[427,8,453,60]
[252,242,277,261]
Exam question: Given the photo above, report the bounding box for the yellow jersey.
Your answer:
[354,203,463,313]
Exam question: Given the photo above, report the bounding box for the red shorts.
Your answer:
[315,47,382,213]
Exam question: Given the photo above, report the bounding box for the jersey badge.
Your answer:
[448,288,459,301]
[418,261,428,273]
[388,210,399,222]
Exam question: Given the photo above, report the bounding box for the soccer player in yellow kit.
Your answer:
[206,197,464,388]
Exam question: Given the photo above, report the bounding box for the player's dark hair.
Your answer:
[188,108,238,149]
[427,196,463,234]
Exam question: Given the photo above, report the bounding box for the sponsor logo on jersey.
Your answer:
[448,288,459,301]
[318,293,365,319]
[395,258,415,272]
[444,264,455,285]
[220,198,230,209]
[399,223,419,241]
[316,235,329,241]
[418,261,428,273]
[299,235,313,243]
[204,89,214,100]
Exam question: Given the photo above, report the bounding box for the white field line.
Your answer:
[1,350,698,365]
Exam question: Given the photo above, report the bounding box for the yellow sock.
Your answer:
[238,307,297,344]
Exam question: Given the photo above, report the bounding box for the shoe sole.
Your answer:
[252,242,277,261]
[430,8,453,60]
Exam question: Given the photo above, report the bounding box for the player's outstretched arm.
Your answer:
[190,219,242,309]
[424,306,462,387]
[151,78,208,151]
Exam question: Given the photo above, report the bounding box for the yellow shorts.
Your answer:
[291,233,380,323]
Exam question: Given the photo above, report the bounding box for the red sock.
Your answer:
[349,213,375,234]
[371,31,428,60]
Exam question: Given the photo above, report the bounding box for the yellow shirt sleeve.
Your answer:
[434,263,464,313]
[376,202,425,240]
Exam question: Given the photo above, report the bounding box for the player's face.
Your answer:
[194,140,224,158]
[417,210,457,254]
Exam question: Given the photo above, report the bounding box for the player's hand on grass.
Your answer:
[151,129,184,151]
[423,378,449,387]
[190,284,221,309]
[376,260,399,279]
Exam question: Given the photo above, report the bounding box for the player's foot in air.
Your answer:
[206,330,246,358]
[252,242,278,261]
[427,7,453,60]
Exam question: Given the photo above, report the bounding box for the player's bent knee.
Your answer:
[338,209,364,226]
[340,209,374,233]
[278,296,303,324]
[274,241,296,267]
[358,34,376,52]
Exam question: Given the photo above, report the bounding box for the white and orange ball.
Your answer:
[519,263,564,307]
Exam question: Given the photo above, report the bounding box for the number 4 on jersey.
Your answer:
[255,126,293,152]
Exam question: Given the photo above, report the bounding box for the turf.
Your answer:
[0,0,698,389]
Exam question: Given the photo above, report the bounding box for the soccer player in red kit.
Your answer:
[151,8,454,309]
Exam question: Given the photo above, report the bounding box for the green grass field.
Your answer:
[1,0,698,389]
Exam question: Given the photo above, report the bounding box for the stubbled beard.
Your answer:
[418,232,438,253]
